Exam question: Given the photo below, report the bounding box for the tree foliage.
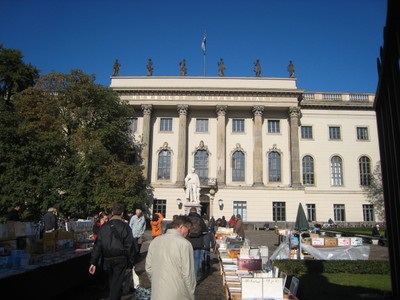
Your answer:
[363,161,385,221]
[0,44,39,104]
[1,58,147,222]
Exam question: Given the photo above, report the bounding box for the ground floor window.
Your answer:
[273,202,286,221]
[152,199,166,217]
[333,204,346,222]
[363,204,375,222]
[233,201,247,221]
[306,204,316,222]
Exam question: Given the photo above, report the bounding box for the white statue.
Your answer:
[185,167,200,203]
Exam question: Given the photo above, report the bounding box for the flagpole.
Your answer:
[202,30,207,77]
[203,53,206,77]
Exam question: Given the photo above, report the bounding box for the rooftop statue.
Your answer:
[112,59,121,76]
[288,60,295,78]
[218,58,225,77]
[254,59,261,77]
[147,58,154,76]
[179,59,187,76]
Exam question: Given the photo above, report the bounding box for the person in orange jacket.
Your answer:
[150,212,164,239]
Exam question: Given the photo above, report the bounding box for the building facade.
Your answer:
[110,76,380,225]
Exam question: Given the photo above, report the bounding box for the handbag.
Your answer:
[132,266,140,289]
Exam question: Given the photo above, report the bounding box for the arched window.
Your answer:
[331,156,343,186]
[268,151,281,182]
[194,150,208,181]
[302,155,314,185]
[157,150,171,180]
[359,156,371,186]
[232,151,245,181]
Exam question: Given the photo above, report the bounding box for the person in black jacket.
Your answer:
[89,203,137,300]
[187,207,208,281]
[43,207,58,232]
[7,203,22,221]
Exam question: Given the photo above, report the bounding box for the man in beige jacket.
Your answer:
[145,215,196,300]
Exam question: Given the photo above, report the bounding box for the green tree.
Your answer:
[1,68,148,221]
[363,161,385,221]
[0,44,39,104]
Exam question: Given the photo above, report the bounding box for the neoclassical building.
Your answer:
[110,76,380,225]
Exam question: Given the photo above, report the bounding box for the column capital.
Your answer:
[252,105,264,117]
[141,104,153,115]
[216,105,228,116]
[177,104,189,116]
[289,106,301,118]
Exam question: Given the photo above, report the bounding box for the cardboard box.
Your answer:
[338,237,351,246]
[237,258,262,271]
[324,237,338,247]
[57,230,73,240]
[350,237,363,246]
[43,232,56,241]
[311,237,325,247]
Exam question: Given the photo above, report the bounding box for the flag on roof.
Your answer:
[201,32,206,55]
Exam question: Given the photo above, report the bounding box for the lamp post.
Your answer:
[177,198,183,209]
[218,199,224,210]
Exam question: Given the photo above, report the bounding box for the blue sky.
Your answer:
[1,0,386,93]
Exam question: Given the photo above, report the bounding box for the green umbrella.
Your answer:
[294,203,310,232]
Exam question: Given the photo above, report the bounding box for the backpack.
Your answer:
[189,215,202,238]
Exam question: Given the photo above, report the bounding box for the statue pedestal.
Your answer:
[184,202,201,215]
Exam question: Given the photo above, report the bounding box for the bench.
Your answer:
[252,222,271,231]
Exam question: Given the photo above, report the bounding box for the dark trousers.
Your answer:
[104,256,128,300]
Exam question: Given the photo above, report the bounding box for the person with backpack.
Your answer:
[187,207,208,281]
[89,202,137,300]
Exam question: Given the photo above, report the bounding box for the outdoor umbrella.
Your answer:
[294,203,310,231]
[294,203,310,260]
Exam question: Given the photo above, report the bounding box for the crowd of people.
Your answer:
[5,202,387,299]
[85,202,248,300]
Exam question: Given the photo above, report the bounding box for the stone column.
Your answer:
[216,105,227,186]
[141,104,153,181]
[176,104,189,186]
[289,107,302,187]
[252,105,264,186]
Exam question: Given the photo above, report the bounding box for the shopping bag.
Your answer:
[132,266,140,289]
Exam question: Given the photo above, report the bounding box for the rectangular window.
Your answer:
[272,202,286,221]
[233,201,247,221]
[268,120,280,133]
[357,127,369,140]
[306,204,316,222]
[301,126,313,139]
[128,118,138,134]
[333,204,345,222]
[160,118,172,132]
[232,119,245,133]
[363,204,375,222]
[196,119,209,132]
[153,199,166,217]
[329,126,341,140]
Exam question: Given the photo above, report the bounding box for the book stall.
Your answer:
[272,229,370,261]
[216,227,299,300]
[0,220,94,298]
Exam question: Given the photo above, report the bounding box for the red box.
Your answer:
[237,258,262,271]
